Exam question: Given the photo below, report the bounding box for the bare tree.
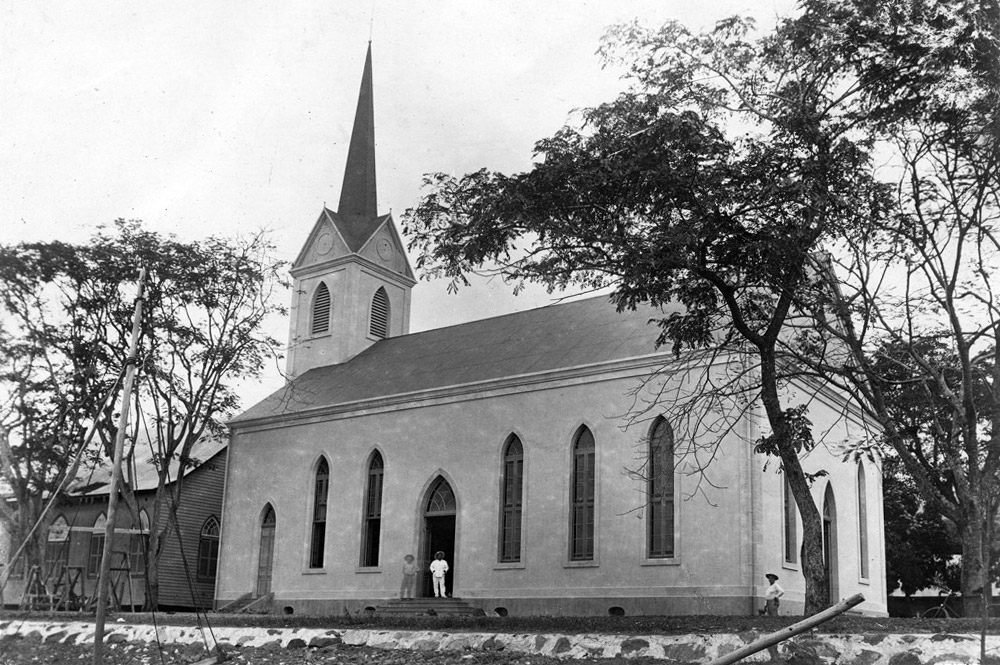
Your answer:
[0,220,286,607]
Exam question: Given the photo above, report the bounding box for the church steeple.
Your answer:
[338,42,377,218]
[284,42,415,379]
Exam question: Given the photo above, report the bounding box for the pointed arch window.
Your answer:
[823,484,838,598]
[647,418,675,558]
[857,463,869,579]
[130,509,150,577]
[88,513,107,577]
[783,474,798,564]
[499,436,524,563]
[570,427,596,561]
[309,458,329,568]
[45,514,70,578]
[198,516,221,580]
[360,452,384,567]
[311,282,331,335]
[426,477,456,514]
[369,287,389,339]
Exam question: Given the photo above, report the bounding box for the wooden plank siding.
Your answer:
[3,446,227,611]
[13,496,157,609]
[154,448,227,609]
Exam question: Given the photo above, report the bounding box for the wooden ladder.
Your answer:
[51,566,86,612]
[18,565,54,611]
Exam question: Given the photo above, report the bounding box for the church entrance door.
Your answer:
[421,476,457,597]
[256,504,276,597]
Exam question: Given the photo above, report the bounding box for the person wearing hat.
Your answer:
[764,573,784,616]
[429,550,450,598]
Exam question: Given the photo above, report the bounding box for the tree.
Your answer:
[882,455,960,597]
[404,16,891,612]
[0,220,286,607]
[779,0,1000,606]
[0,241,125,592]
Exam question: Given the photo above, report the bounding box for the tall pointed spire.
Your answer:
[338,42,377,218]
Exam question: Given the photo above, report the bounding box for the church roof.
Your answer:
[323,208,392,253]
[232,295,678,424]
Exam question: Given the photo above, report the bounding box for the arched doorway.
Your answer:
[822,485,838,602]
[256,504,276,597]
[421,476,456,597]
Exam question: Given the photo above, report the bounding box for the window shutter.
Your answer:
[370,288,389,338]
[311,283,331,335]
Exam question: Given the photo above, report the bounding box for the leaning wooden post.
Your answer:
[93,269,146,665]
[707,594,865,665]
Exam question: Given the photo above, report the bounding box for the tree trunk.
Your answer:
[14,494,46,578]
[783,451,831,614]
[758,351,830,613]
[959,508,986,614]
[145,528,161,610]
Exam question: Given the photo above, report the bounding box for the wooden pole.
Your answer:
[93,269,146,665]
[707,593,865,665]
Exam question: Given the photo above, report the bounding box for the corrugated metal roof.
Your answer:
[233,295,679,424]
[69,435,228,496]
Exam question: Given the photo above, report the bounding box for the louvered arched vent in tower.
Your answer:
[370,287,389,338]
[311,283,331,335]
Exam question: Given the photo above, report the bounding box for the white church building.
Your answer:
[213,45,887,617]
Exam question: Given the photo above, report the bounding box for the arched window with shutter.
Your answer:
[783,474,798,564]
[197,516,220,579]
[498,435,524,563]
[45,514,70,579]
[360,451,384,567]
[130,509,150,577]
[647,417,675,558]
[857,462,869,579]
[370,287,389,338]
[309,458,330,568]
[88,513,107,577]
[311,282,331,335]
[569,426,596,561]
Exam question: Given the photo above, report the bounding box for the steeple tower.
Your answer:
[339,42,377,218]
[285,44,416,379]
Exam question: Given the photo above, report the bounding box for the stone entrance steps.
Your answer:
[216,592,273,614]
[376,597,481,616]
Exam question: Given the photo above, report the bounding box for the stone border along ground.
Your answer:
[2,619,1000,664]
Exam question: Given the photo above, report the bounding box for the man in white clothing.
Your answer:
[764,573,784,616]
[430,550,449,598]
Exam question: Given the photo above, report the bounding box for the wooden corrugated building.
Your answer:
[3,437,226,611]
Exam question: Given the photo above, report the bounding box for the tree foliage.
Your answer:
[405,13,896,613]
[0,220,286,606]
[778,0,1000,604]
[882,455,961,596]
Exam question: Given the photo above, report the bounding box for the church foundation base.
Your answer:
[241,595,777,618]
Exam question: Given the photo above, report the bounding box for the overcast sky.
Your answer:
[1,0,794,405]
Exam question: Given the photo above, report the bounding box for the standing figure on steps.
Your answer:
[400,554,417,600]
[430,551,449,598]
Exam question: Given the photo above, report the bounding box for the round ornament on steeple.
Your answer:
[317,233,333,255]
[376,238,393,261]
